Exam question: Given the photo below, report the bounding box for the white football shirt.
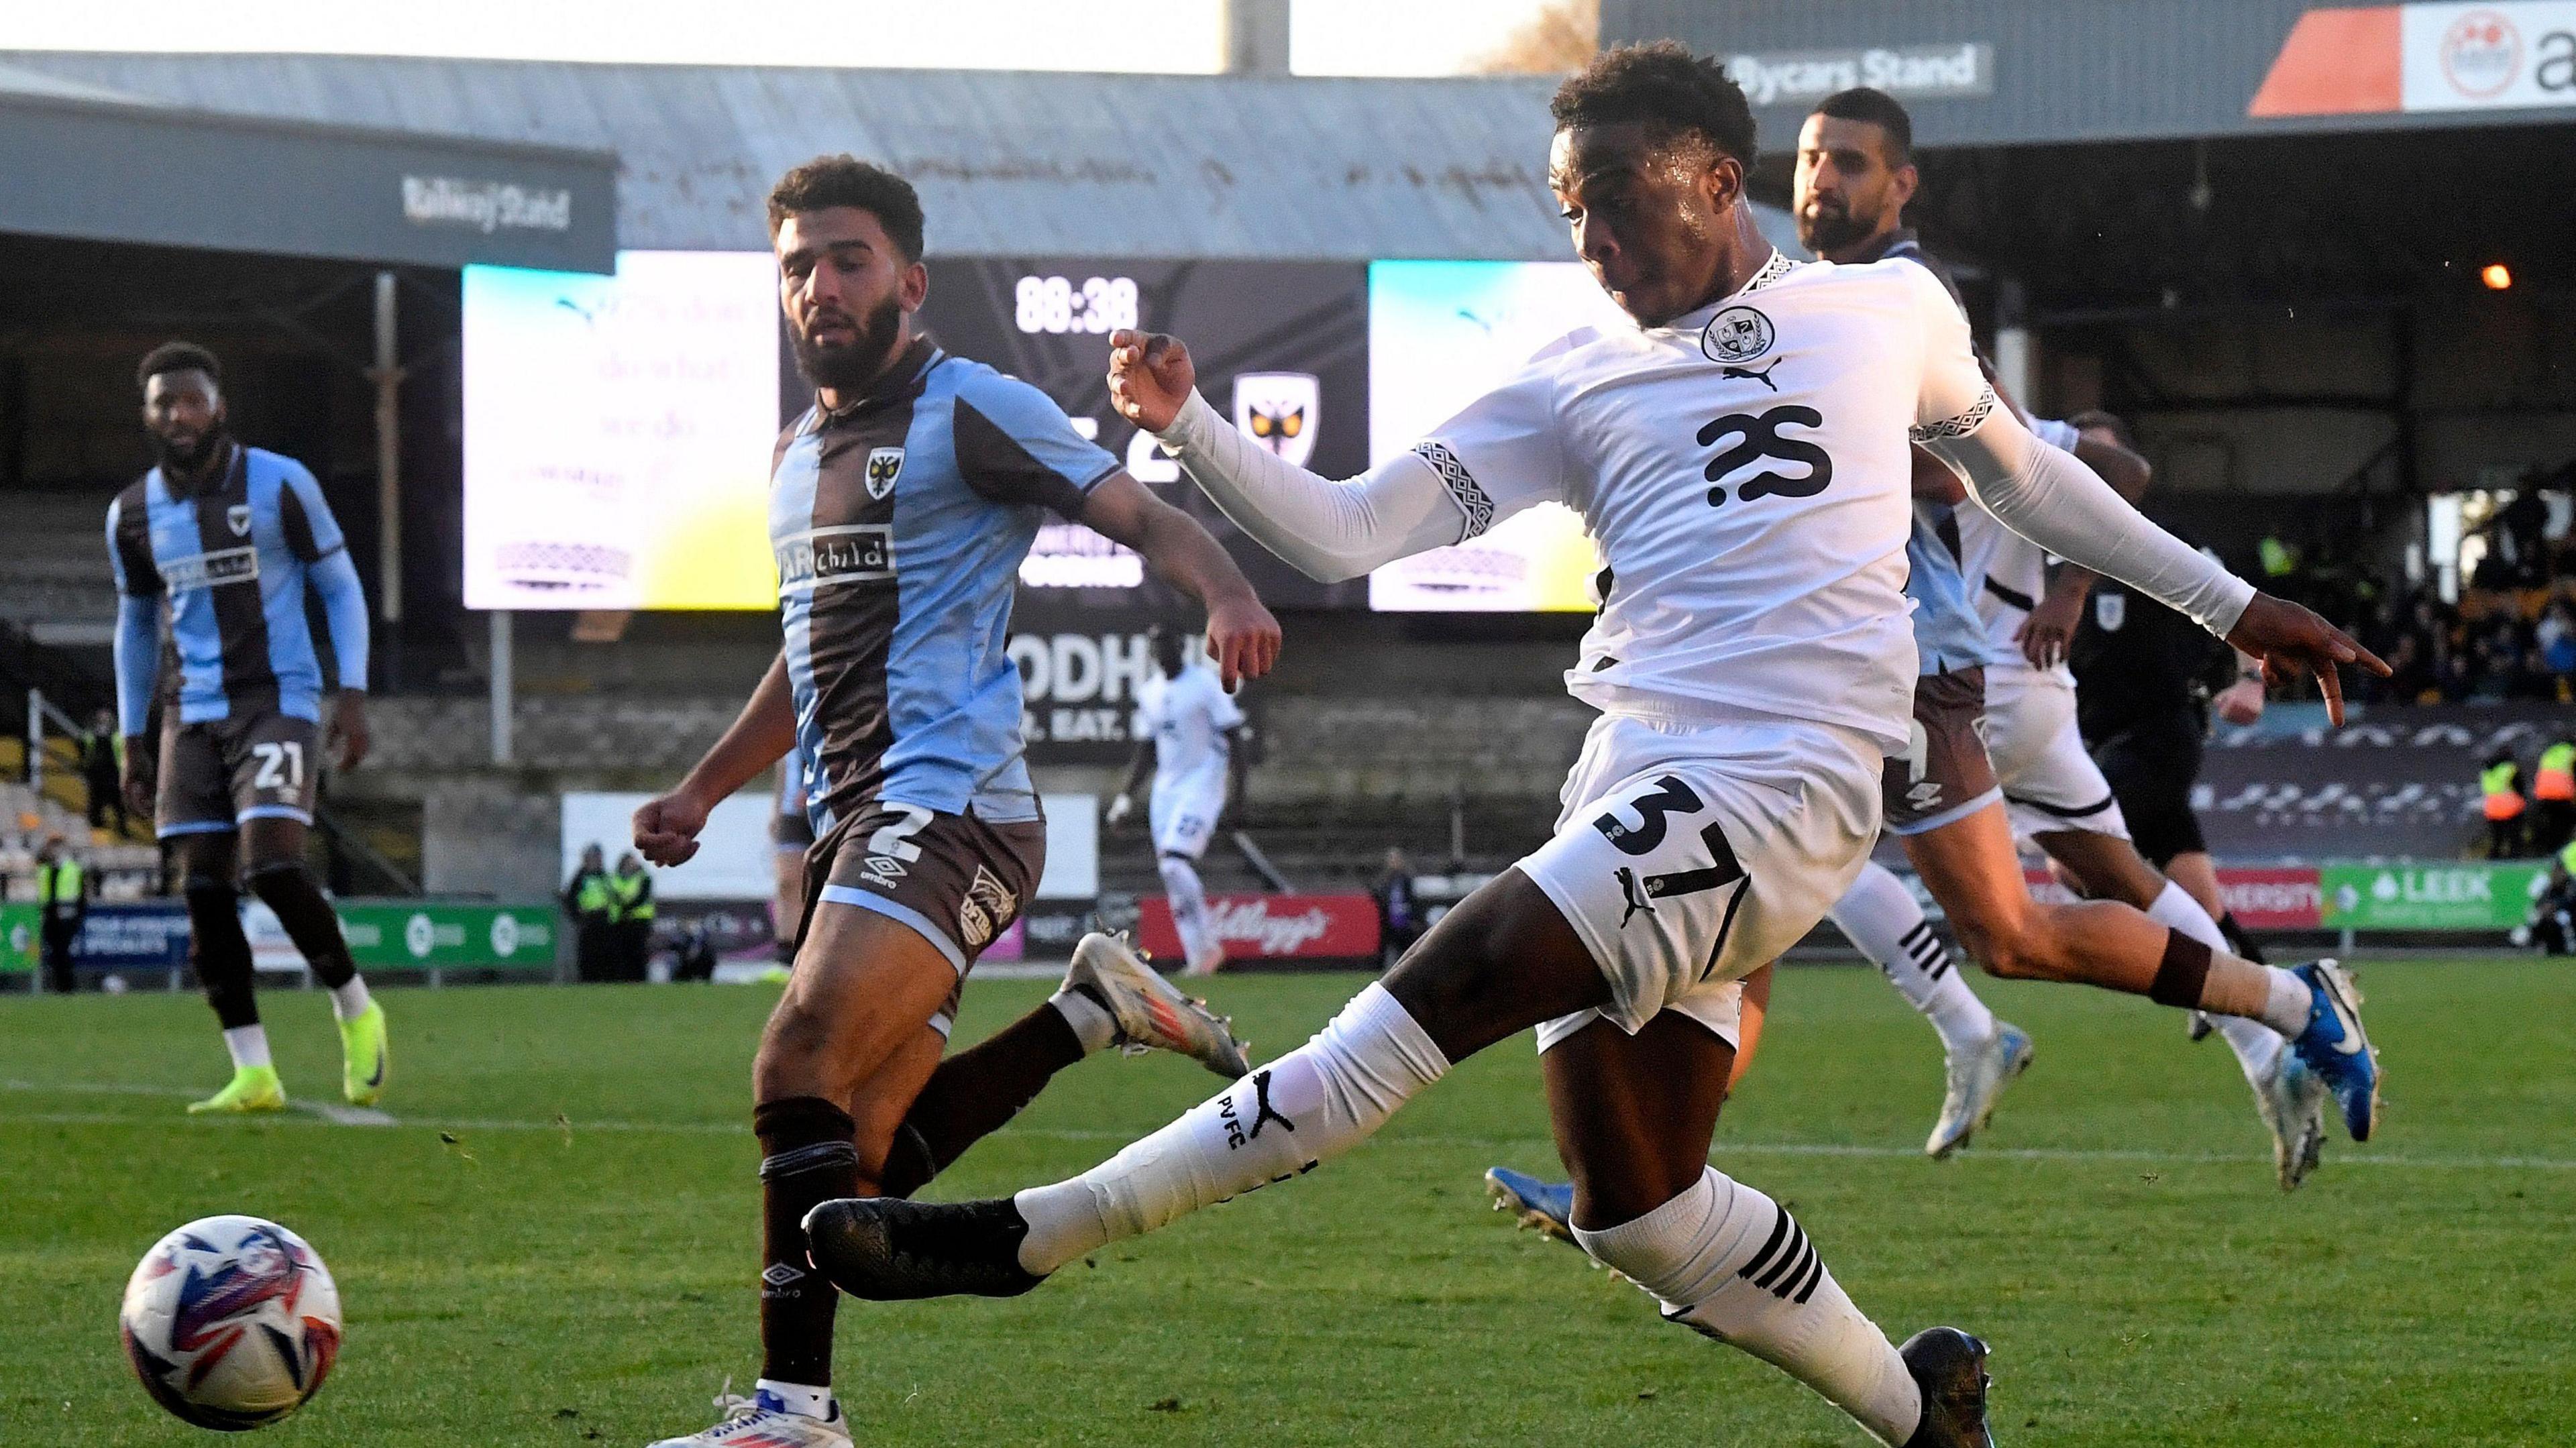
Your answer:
[1135,662,1244,789]
[1955,416,2082,680]
[1413,251,1998,752]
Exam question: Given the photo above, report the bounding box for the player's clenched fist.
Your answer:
[1204,592,1283,691]
[1108,329,1195,433]
[632,789,710,867]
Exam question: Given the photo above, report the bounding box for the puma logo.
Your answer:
[1246,1069,1297,1139]
[1617,867,1654,927]
[1720,359,1780,392]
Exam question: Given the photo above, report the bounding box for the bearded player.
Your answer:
[633,157,1276,1448]
[107,341,387,1115]
[1783,87,2346,1182]
[796,49,2380,1446]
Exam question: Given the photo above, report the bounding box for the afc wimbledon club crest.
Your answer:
[865,447,904,500]
[227,504,253,537]
[1232,372,1320,467]
[1701,305,1776,365]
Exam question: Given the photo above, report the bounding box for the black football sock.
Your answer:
[754,1096,861,1389]
[185,881,260,1030]
[878,1003,1089,1198]
[246,860,360,990]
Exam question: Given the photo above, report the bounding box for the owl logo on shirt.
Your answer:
[865,447,905,500]
[1701,306,1776,365]
[1232,372,1321,468]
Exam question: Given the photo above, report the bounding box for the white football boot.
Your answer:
[646,1386,851,1447]
[1064,932,1252,1077]
[1926,1021,2035,1159]
[2249,1044,2329,1191]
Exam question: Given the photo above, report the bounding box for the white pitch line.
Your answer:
[5,1082,2572,1171]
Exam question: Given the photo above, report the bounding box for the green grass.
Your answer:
[4,958,2573,1446]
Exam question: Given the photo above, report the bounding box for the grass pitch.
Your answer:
[5,957,2572,1446]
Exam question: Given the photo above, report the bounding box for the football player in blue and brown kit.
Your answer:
[108,341,387,1114]
[634,157,1277,1447]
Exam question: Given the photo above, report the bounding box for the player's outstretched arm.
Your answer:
[1079,473,1281,689]
[634,651,796,866]
[1921,410,2385,722]
[1107,329,1472,583]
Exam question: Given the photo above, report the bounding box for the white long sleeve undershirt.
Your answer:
[1919,404,2255,638]
[1154,390,1464,584]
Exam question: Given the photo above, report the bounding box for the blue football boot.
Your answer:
[1483,1166,1575,1243]
[2285,960,2379,1141]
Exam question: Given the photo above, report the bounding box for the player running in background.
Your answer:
[632,158,1275,1448]
[107,341,386,1115]
[1107,624,1249,975]
[1789,88,2342,1181]
[798,50,2376,1447]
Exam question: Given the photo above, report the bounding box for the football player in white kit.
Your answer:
[1108,624,1248,974]
[799,46,2381,1446]
[1790,88,2341,1186]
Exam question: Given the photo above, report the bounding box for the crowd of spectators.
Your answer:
[2262,488,2576,706]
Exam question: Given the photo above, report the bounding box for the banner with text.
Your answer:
[1136,893,1379,962]
[2318,861,2551,931]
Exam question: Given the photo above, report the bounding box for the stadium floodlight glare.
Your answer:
[2481,263,2513,291]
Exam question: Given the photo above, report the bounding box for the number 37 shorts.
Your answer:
[1517,709,1884,1056]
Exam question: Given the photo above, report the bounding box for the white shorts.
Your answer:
[1149,771,1226,860]
[1982,665,2129,842]
[1522,709,1882,1054]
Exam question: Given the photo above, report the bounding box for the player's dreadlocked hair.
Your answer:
[766,154,926,263]
[136,341,221,394]
[1550,41,1757,166]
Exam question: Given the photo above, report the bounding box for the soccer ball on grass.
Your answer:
[119,1215,342,1430]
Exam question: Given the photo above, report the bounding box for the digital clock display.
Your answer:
[1015,274,1140,334]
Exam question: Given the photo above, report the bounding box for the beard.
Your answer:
[792,294,906,394]
[153,426,226,479]
[1796,201,1879,256]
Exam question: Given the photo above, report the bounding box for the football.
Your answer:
[119,1215,343,1431]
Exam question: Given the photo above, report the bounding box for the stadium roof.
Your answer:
[0,66,617,272]
[0,52,1801,263]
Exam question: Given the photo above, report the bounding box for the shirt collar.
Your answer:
[1660,248,1803,334]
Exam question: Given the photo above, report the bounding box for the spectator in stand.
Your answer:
[612,851,657,981]
[1371,846,1421,970]
[564,843,616,982]
[674,917,720,983]
[81,710,124,836]
[2532,732,2576,856]
[36,834,91,995]
[2481,747,2528,859]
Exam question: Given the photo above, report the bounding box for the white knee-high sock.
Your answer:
[1831,860,1994,1054]
[1575,1167,1921,1447]
[1014,983,1448,1274]
[2146,881,2284,1080]
[1158,853,1215,963]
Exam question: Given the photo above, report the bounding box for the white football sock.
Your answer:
[1014,982,1447,1274]
[2258,968,2314,1037]
[1047,985,1118,1055]
[222,1025,272,1070]
[327,975,372,1022]
[1158,854,1215,963]
[1574,1167,1921,1447]
[753,1378,834,1421]
[1829,860,1994,1054]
